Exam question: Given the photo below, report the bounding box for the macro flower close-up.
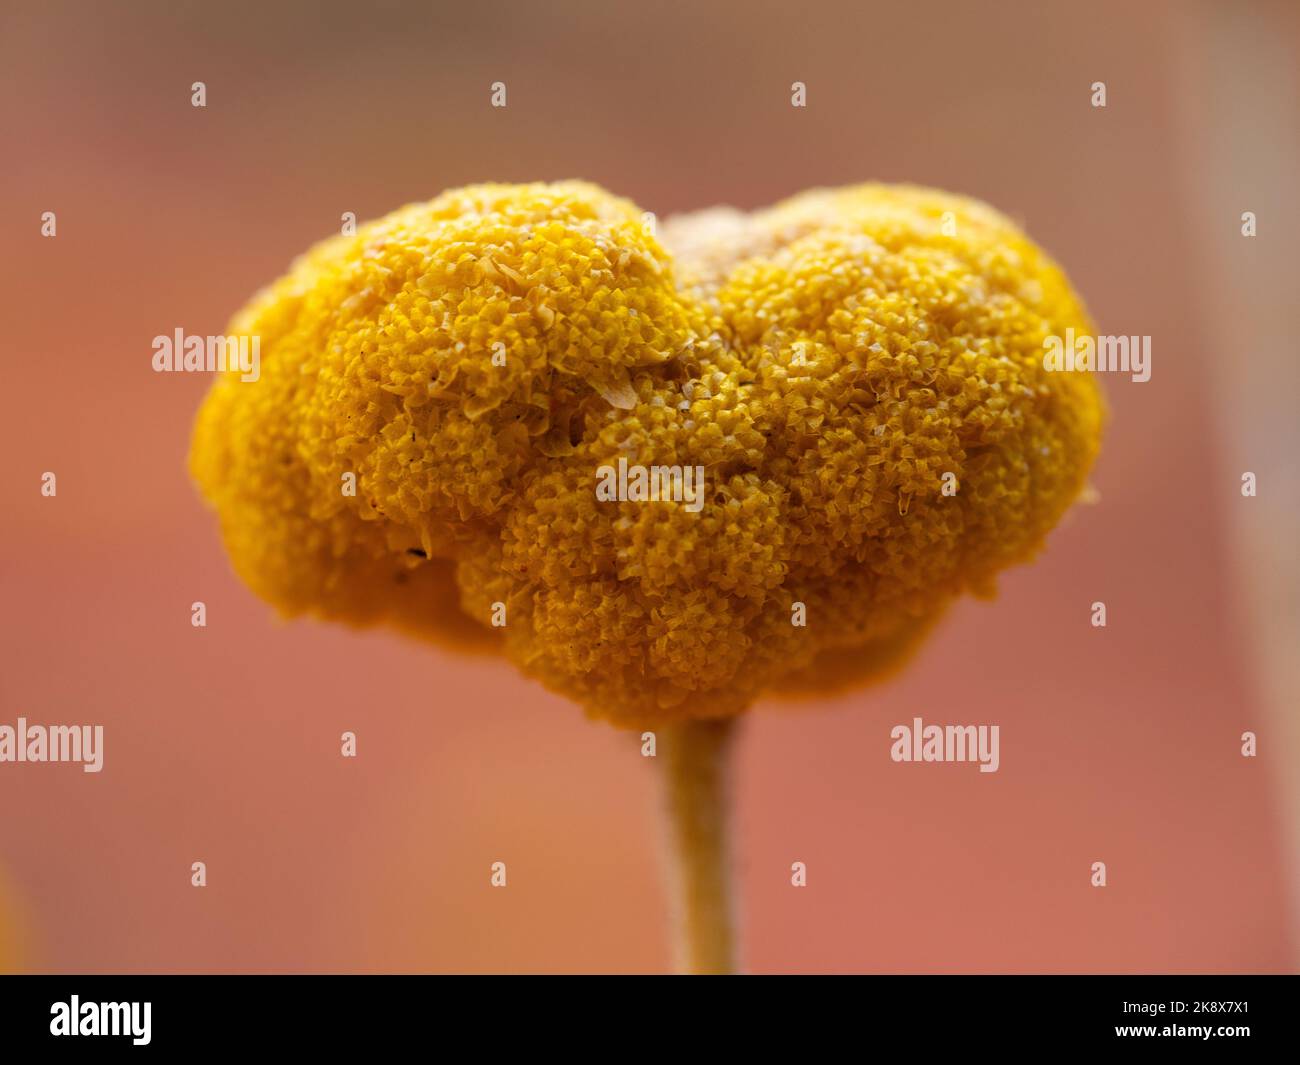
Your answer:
[189,180,1104,971]
[3,0,1295,1038]
[189,181,1103,725]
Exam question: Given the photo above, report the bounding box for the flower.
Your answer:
[191,181,1103,726]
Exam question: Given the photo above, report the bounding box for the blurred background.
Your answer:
[1,0,1296,973]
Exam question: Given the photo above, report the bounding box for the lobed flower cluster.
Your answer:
[191,181,1103,726]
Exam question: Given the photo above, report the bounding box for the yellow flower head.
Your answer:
[191,182,1102,726]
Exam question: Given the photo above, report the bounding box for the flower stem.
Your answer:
[660,717,738,975]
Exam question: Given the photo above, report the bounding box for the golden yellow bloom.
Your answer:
[191,182,1102,727]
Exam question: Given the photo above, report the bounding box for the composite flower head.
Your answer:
[190,181,1103,726]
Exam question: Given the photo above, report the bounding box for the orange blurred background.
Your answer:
[1,0,1296,972]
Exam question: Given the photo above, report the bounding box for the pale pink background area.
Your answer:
[0,0,1295,972]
